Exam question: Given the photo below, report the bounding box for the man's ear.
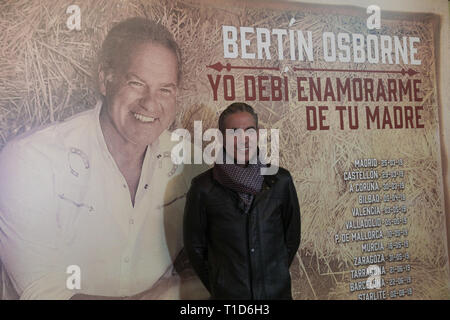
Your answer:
[98,64,113,96]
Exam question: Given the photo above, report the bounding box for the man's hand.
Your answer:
[132,248,211,300]
[135,265,180,300]
[136,265,210,300]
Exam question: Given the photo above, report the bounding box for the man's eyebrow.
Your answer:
[126,73,177,88]
[160,82,177,88]
[126,73,145,82]
[231,126,257,130]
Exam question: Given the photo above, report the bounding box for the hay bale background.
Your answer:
[0,0,448,299]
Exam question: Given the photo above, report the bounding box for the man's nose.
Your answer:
[234,130,248,145]
[236,129,246,138]
[139,89,161,112]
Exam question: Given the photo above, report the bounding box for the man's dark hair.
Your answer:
[98,17,182,82]
[218,102,258,133]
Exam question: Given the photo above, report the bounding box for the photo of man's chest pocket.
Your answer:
[53,162,98,247]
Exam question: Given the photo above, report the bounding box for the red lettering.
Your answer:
[271,76,282,101]
[349,106,359,129]
[352,78,363,102]
[366,106,380,129]
[376,79,387,102]
[318,106,329,130]
[404,106,414,128]
[208,74,221,101]
[306,106,317,130]
[244,76,256,101]
[387,79,397,102]
[415,105,424,128]
[223,75,235,101]
[413,80,422,102]
[336,106,346,130]
[324,78,336,101]
[297,77,308,101]
[309,78,321,101]
[382,106,393,129]
[363,79,374,102]
[258,76,269,101]
[393,106,403,129]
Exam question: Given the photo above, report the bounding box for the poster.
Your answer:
[0,0,448,299]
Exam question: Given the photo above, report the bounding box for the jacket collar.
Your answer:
[263,173,278,188]
[249,169,279,211]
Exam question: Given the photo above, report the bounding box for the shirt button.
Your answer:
[129,219,134,225]
[250,248,255,253]
[122,184,127,189]
[124,257,130,263]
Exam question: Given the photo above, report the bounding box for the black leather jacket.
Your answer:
[183,167,301,300]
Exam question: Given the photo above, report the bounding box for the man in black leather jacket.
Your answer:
[183,102,301,300]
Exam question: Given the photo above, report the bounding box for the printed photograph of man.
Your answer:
[184,102,301,300]
[0,17,207,300]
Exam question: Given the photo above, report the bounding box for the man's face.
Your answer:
[100,42,178,148]
[223,111,258,164]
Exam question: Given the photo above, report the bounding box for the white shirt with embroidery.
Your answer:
[0,101,203,299]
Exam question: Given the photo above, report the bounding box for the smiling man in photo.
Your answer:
[0,17,207,300]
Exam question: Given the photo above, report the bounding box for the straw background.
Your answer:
[0,0,449,299]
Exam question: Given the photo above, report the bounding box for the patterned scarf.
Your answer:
[213,151,264,213]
